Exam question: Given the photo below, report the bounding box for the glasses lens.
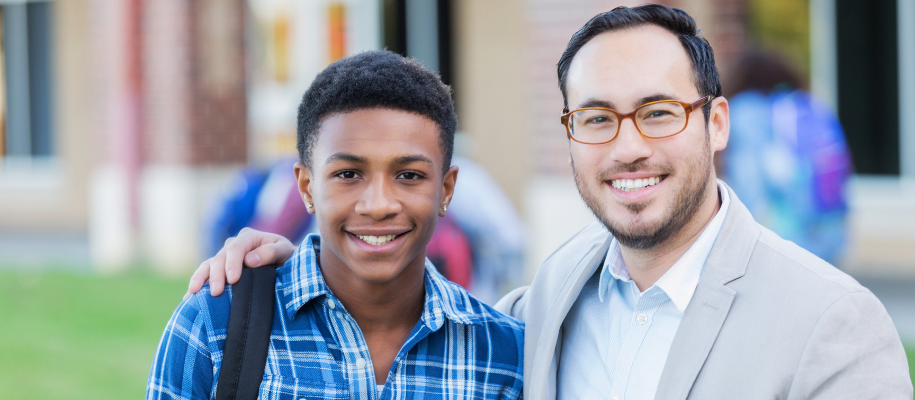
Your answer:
[569,109,619,143]
[635,102,688,137]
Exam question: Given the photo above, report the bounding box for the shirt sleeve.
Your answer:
[146,293,217,400]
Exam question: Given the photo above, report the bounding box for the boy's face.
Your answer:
[295,108,457,285]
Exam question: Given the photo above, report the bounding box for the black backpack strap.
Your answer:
[215,266,277,400]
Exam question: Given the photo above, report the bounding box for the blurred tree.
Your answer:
[747,0,809,77]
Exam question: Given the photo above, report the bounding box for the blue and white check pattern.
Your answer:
[147,234,524,400]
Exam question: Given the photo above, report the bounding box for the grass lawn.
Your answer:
[0,268,187,400]
[907,343,915,398]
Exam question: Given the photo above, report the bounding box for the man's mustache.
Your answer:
[594,161,674,181]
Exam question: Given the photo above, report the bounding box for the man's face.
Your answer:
[295,108,457,284]
[565,25,728,249]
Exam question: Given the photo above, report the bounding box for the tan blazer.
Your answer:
[496,185,913,400]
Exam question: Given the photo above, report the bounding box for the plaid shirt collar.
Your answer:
[277,234,480,332]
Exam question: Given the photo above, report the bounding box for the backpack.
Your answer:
[215,267,277,400]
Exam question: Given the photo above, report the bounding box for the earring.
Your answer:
[441,204,447,213]
[305,202,313,209]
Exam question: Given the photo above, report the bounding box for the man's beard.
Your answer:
[572,145,713,250]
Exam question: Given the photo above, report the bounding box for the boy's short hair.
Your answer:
[296,50,457,173]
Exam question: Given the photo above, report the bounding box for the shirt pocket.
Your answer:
[259,375,348,400]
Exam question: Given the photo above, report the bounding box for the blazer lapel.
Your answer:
[528,234,613,399]
[653,273,735,400]
[654,184,760,400]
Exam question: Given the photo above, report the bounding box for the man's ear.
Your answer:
[439,165,459,217]
[709,97,730,153]
[294,162,316,214]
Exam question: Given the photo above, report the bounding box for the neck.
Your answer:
[620,182,721,292]
[318,252,426,333]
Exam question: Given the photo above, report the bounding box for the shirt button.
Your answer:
[611,397,620,400]
[327,299,336,310]
[356,357,367,369]
[637,313,648,324]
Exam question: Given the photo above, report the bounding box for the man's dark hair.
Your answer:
[557,4,721,120]
[297,50,457,172]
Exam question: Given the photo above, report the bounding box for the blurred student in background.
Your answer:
[721,49,853,264]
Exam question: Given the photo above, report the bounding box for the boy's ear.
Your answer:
[439,165,459,217]
[294,162,316,214]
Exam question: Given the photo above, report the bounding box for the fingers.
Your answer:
[249,240,297,268]
[223,233,248,285]
[208,253,228,297]
[187,228,296,299]
[184,260,212,300]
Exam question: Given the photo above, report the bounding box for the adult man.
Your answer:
[190,5,912,399]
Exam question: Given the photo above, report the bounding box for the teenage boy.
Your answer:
[147,50,524,399]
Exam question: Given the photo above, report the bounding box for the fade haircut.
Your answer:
[297,50,457,173]
[557,4,722,121]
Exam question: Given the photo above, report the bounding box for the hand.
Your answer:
[185,228,296,299]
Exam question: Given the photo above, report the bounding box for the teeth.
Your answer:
[356,234,397,246]
[611,176,662,192]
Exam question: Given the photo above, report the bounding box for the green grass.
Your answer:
[0,269,187,400]
[907,343,915,398]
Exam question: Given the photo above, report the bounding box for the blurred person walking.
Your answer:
[721,50,853,264]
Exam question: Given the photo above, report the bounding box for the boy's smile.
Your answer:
[294,108,457,286]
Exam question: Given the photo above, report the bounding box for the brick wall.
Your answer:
[96,0,248,167]
[189,0,247,165]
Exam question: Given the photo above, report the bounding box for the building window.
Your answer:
[836,0,899,175]
[0,0,55,160]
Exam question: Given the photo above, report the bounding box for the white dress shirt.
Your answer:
[558,180,731,400]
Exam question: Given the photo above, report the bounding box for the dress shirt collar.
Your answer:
[599,179,731,312]
[276,234,482,331]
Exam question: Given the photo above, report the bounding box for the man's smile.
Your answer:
[609,175,665,192]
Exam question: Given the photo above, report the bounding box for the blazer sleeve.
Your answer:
[786,291,913,400]
[494,286,530,322]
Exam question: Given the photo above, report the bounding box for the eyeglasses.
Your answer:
[560,95,714,145]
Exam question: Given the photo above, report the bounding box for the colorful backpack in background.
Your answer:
[724,90,853,264]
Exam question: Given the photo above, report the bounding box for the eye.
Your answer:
[397,171,424,181]
[585,115,610,124]
[335,170,359,180]
[645,110,673,118]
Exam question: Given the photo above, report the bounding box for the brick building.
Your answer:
[1,0,913,276]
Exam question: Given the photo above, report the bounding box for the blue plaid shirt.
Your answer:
[147,234,524,399]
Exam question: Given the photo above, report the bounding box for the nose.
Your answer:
[354,173,402,220]
[608,118,652,164]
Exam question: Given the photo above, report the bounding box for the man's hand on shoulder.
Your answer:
[185,228,296,299]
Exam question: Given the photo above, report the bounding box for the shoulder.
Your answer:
[443,278,523,332]
[169,283,234,341]
[432,275,524,347]
[750,225,869,300]
[536,221,610,276]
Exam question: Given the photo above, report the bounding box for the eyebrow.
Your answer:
[325,153,367,165]
[392,155,434,166]
[576,93,681,111]
[324,153,434,167]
